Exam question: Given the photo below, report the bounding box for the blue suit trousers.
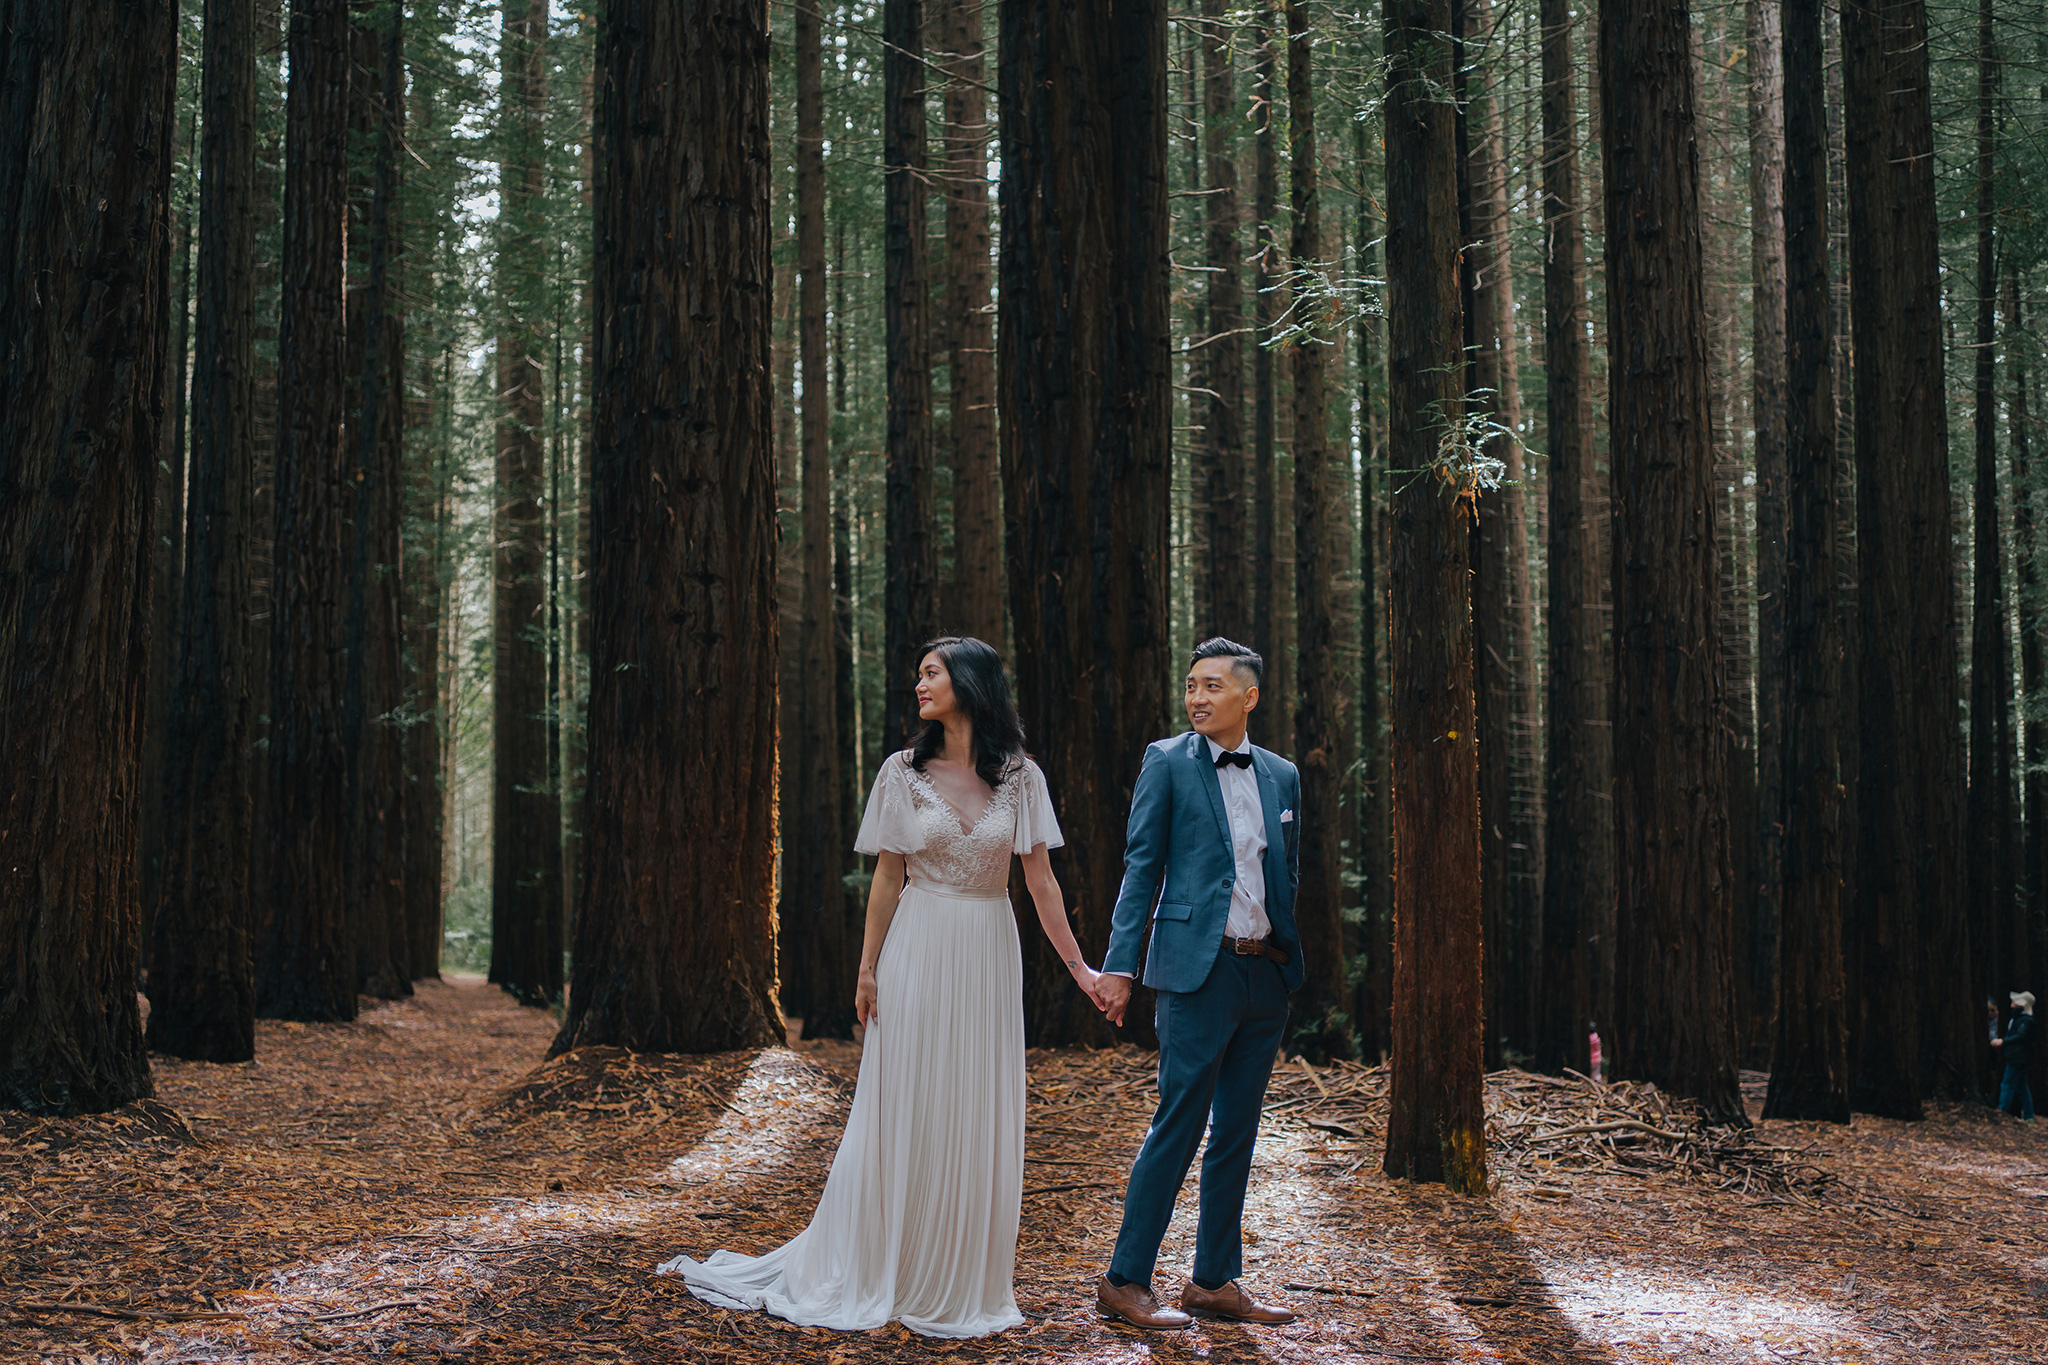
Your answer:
[1108,946,1290,1288]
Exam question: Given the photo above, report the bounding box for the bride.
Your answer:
[657,636,1104,1337]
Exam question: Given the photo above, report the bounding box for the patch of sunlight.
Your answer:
[1537,1261,1861,1352]
[661,1048,837,1183]
[139,1051,832,1360]
[433,1050,825,1244]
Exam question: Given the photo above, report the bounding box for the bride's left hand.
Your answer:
[1068,962,1106,1009]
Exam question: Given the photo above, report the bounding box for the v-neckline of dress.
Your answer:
[909,761,1000,838]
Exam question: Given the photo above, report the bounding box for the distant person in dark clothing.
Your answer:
[1991,990,2035,1121]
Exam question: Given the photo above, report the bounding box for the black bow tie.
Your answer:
[1215,749,1253,770]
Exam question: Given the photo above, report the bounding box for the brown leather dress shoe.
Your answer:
[1179,1279,1297,1324]
[1096,1275,1194,1329]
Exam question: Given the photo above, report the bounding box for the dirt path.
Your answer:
[2,978,2044,1363]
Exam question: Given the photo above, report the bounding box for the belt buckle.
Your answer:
[1233,936,1259,956]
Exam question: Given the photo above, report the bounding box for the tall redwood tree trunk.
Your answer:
[999,0,1172,1046]
[1197,0,1248,644]
[491,0,563,1006]
[151,0,261,1061]
[884,0,937,745]
[1249,5,1283,752]
[344,0,410,1003]
[1382,0,1486,1194]
[0,0,176,1113]
[938,0,1002,648]
[2012,271,2048,1105]
[402,56,447,983]
[1285,0,1346,1051]
[553,0,783,1056]
[1965,0,2014,1087]
[1460,0,1541,1065]
[1748,0,1789,1064]
[780,0,853,1038]
[1536,0,1610,1078]
[1842,0,1965,1112]
[1764,0,1849,1123]
[1600,0,1744,1123]
[1355,142,1393,1063]
[260,0,357,1023]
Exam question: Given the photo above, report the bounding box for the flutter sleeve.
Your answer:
[1012,758,1067,854]
[853,751,926,856]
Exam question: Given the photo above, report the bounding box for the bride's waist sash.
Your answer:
[905,877,1010,903]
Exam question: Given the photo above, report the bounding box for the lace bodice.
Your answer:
[854,751,1064,893]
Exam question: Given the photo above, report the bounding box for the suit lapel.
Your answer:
[1251,747,1286,903]
[1191,731,1234,852]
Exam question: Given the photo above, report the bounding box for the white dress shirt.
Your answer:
[1206,736,1272,941]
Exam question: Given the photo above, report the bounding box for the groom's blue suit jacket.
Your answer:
[1102,730,1304,995]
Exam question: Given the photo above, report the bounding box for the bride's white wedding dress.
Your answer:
[657,749,1063,1338]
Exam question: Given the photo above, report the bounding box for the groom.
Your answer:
[1092,638,1301,1330]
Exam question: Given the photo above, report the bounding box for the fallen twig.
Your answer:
[1023,1180,1116,1197]
[10,1299,244,1323]
[1523,1118,1689,1144]
[290,1297,426,1323]
[1284,1280,1378,1298]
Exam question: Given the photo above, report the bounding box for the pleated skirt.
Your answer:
[658,882,1027,1338]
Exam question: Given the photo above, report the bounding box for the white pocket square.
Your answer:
[1280,809,1294,823]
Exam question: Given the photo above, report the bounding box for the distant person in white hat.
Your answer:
[1990,990,2035,1121]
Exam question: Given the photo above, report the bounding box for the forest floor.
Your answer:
[2,978,2045,1365]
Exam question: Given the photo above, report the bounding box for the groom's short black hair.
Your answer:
[1190,637,1263,688]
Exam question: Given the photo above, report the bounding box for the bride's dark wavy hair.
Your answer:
[909,636,1027,789]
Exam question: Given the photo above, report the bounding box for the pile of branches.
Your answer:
[475,1046,743,1138]
[1254,1058,1850,1207]
[1487,1071,1839,1205]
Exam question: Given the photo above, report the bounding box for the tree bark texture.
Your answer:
[1382,0,1486,1194]
[260,0,358,1023]
[1696,13,1762,1075]
[141,183,190,969]
[781,0,853,1039]
[1536,0,1610,1078]
[884,0,937,748]
[1747,0,1789,1068]
[1966,0,2015,1083]
[1284,0,1346,1050]
[554,0,783,1056]
[1249,6,1285,753]
[2011,271,2048,1103]
[1823,3,1864,1106]
[1355,120,1393,1063]
[999,0,1173,1046]
[1460,0,1541,1065]
[1841,0,1965,1112]
[402,51,447,981]
[834,219,860,833]
[1599,0,1744,1123]
[938,0,1003,648]
[0,0,175,1113]
[1197,0,1247,645]
[492,0,564,1007]
[1763,0,1849,1124]
[344,1,411,1004]
[150,0,261,1062]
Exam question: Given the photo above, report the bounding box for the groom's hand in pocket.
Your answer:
[1096,973,1131,1027]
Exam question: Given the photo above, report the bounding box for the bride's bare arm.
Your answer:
[854,851,906,1026]
[1020,845,1104,1006]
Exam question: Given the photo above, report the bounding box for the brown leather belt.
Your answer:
[1231,936,1289,965]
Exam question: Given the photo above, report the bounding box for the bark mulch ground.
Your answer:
[3,977,2044,1363]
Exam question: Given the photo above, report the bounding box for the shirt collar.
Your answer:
[1204,735,1253,762]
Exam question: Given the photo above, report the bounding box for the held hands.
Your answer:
[1094,971,1131,1028]
[1066,959,1106,1012]
[855,964,879,1029]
